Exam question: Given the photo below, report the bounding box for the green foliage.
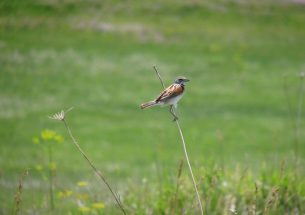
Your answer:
[122,165,304,214]
[32,129,64,210]
[0,0,305,214]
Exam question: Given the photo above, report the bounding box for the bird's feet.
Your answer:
[172,116,178,121]
[169,105,179,121]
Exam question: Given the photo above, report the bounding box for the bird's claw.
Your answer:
[172,116,178,122]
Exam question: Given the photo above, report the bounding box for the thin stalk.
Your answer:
[254,182,258,215]
[153,66,166,89]
[283,73,305,171]
[48,144,54,210]
[170,159,184,215]
[153,66,204,215]
[216,129,225,172]
[13,169,29,215]
[295,74,305,163]
[176,121,204,215]
[62,119,127,215]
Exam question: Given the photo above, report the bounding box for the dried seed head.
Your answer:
[49,107,74,121]
[49,110,65,121]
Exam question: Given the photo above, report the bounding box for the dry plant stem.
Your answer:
[283,74,305,172]
[171,159,184,215]
[153,66,204,215]
[176,121,204,215]
[295,75,305,164]
[254,182,258,215]
[283,76,299,174]
[13,169,29,215]
[153,66,166,89]
[48,145,55,210]
[62,119,127,215]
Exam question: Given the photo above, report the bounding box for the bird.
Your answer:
[140,76,190,121]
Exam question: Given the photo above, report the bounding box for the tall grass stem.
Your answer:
[153,66,204,215]
[295,73,305,163]
[47,145,55,210]
[170,159,184,215]
[283,73,305,172]
[59,118,127,215]
[13,169,29,215]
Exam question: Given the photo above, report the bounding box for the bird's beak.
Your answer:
[184,79,190,82]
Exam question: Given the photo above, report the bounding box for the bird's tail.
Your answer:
[140,101,157,109]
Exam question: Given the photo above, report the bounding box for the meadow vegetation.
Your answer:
[1,0,305,214]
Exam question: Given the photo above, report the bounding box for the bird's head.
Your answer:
[174,76,190,85]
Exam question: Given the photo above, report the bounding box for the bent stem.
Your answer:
[153,66,204,215]
[61,118,127,215]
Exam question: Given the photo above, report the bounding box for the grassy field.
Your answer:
[1,0,305,214]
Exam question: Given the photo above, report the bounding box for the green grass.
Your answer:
[1,0,305,214]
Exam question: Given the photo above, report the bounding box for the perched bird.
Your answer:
[140,76,190,121]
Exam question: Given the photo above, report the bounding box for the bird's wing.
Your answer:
[155,84,184,102]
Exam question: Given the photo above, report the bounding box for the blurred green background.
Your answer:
[1,0,305,214]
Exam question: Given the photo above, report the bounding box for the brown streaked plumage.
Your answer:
[156,84,184,103]
[140,76,189,120]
